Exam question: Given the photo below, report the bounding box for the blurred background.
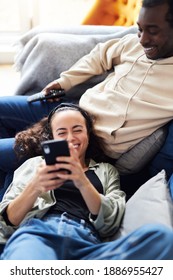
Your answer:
[0,0,94,94]
[0,0,140,95]
[0,0,94,63]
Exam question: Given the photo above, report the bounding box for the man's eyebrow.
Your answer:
[137,22,160,29]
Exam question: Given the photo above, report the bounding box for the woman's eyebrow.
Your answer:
[56,125,83,132]
[73,125,83,129]
[56,127,66,132]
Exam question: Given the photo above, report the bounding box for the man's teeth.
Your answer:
[145,47,155,51]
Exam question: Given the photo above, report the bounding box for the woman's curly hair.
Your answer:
[14,117,52,159]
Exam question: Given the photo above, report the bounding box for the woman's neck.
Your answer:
[80,157,89,171]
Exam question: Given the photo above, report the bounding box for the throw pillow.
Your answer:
[112,170,173,240]
[115,126,167,175]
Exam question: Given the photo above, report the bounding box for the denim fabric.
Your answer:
[168,174,173,200]
[0,95,68,193]
[0,96,63,138]
[1,213,173,260]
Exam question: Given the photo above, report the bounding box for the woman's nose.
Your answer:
[66,132,75,142]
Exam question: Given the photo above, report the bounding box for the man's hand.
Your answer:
[42,80,62,102]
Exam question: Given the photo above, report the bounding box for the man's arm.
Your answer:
[42,37,124,96]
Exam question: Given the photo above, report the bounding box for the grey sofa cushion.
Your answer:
[115,126,167,175]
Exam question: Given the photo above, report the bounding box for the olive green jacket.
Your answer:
[0,157,125,244]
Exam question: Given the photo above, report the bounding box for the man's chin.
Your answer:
[144,47,159,60]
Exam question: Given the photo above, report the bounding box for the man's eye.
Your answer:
[137,29,142,37]
[149,30,159,35]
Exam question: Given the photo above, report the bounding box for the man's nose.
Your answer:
[139,32,150,46]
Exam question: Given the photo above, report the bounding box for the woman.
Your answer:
[0,103,172,260]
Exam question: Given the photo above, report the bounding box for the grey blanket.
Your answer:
[14,25,137,98]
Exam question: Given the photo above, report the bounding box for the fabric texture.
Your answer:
[0,156,125,244]
[14,25,137,97]
[1,213,173,260]
[115,125,168,174]
[114,170,173,239]
[149,120,173,179]
[54,33,173,159]
[168,174,173,200]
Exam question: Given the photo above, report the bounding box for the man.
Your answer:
[0,0,173,190]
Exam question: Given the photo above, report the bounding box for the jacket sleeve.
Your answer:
[0,157,51,216]
[89,163,126,238]
[56,36,127,91]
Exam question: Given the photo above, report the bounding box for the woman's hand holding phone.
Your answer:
[41,139,90,191]
[55,143,90,190]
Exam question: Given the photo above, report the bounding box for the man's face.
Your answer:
[137,3,173,59]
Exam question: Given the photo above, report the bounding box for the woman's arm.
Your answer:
[91,163,126,238]
[5,160,67,226]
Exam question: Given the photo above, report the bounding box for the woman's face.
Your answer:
[50,110,89,163]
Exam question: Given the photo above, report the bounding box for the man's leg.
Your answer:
[0,138,25,197]
[0,96,62,138]
[82,224,173,260]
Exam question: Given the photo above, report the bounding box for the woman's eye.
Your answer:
[57,132,66,136]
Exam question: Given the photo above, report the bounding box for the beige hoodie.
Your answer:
[57,34,173,158]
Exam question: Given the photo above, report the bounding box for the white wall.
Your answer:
[32,0,94,27]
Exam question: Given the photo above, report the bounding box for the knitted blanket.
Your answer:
[14,25,137,98]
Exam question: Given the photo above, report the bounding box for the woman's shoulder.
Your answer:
[20,155,43,167]
[89,159,119,174]
[24,156,43,164]
[14,156,44,177]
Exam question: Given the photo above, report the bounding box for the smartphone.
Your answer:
[41,139,70,173]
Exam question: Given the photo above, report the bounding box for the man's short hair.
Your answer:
[142,0,173,27]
